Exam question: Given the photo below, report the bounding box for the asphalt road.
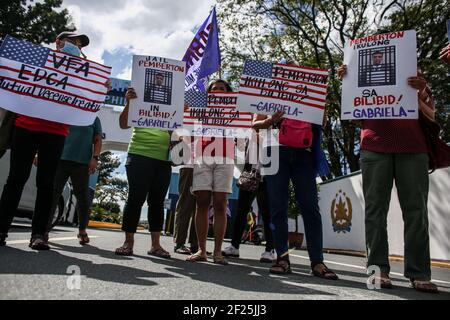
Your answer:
[1,223,449,300]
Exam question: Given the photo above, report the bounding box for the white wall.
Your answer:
[289,167,450,261]
[98,104,132,152]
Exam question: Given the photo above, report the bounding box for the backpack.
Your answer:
[279,118,313,148]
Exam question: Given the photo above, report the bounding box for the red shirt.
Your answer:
[361,119,427,154]
[15,115,70,136]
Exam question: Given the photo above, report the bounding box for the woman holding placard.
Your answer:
[186,79,235,265]
[115,87,172,259]
[338,64,438,294]
[252,60,338,280]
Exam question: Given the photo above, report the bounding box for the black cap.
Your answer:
[57,31,90,48]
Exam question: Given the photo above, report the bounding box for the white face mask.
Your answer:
[62,41,81,57]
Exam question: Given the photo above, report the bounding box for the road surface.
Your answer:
[1,223,449,300]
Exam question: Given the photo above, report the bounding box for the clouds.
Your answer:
[61,0,216,78]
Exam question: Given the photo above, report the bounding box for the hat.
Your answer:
[57,31,90,48]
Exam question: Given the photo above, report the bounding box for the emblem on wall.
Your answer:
[331,190,353,233]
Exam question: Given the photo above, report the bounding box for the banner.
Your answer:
[236,60,328,125]
[0,35,111,125]
[182,7,221,92]
[128,55,185,130]
[447,19,450,41]
[341,30,418,120]
[184,91,252,138]
[105,78,130,106]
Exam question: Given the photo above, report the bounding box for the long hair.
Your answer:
[207,79,233,92]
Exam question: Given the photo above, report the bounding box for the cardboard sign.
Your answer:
[105,78,130,106]
[184,91,252,138]
[0,35,111,125]
[341,30,418,120]
[236,60,328,125]
[128,55,185,130]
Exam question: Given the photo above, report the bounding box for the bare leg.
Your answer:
[193,190,211,257]
[212,192,228,257]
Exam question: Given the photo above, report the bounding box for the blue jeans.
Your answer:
[265,146,323,263]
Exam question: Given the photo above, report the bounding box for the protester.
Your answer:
[439,44,450,64]
[173,163,198,255]
[251,61,338,279]
[115,88,172,258]
[47,117,103,245]
[186,79,235,265]
[222,139,275,263]
[0,32,90,250]
[338,64,438,293]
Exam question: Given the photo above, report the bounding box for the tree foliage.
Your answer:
[217,0,450,177]
[0,0,75,44]
[94,152,128,219]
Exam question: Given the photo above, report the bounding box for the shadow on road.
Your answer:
[0,246,178,287]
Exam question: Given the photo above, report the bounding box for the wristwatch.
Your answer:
[93,155,100,161]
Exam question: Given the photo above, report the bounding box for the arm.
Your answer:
[252,111,285,131]
[119,88,137,129]
[89,134,103,175]
[408,76,435,121]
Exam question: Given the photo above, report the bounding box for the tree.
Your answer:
[93,152,128,220]
[217,0,450,177]
[0,0,75,44]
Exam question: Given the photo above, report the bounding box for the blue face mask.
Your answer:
[62,41,81,57]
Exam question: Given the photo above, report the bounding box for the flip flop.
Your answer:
[148,248,171,259]
[186,252,207,262]
[411,279,439,294]
[213,255,229,265]
[115,246,133,256]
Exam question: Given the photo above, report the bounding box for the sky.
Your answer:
[53,0,218,220]
[61,0,216,80]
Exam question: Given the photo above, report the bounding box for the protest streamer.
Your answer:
[341,30,418,120]
[105,78,130,106]
[128,55,185,130]
[183,91,253,138]
[0,35,111,125]
[236,60,328,125]
[182,7,221,92]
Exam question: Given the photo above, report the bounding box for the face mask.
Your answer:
[62,41,81,57]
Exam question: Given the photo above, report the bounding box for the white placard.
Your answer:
[236,60,328,125]
[341,30,418,120]
[128,55,185,130]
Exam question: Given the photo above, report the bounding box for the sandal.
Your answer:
[186,252,208,262]
[270,259,292,274]
[213,255,229,265]
[148,248,171,259]
[411,279,439,294]
[78,234,90,245]
[311,263,339,280]
[115,245,134,256]
[372,274,393,289]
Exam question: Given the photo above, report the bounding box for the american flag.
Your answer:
[239,59,329,112]
[0,35,111,110]
[185,91,208,108]
[183,92,253,137]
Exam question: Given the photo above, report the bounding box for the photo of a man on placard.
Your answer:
[358,47,396,87]
[143,69,173,105]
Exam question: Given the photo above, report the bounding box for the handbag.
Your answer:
[418,113,450,173]
[279,119,313,148]
[237,164,261,192]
